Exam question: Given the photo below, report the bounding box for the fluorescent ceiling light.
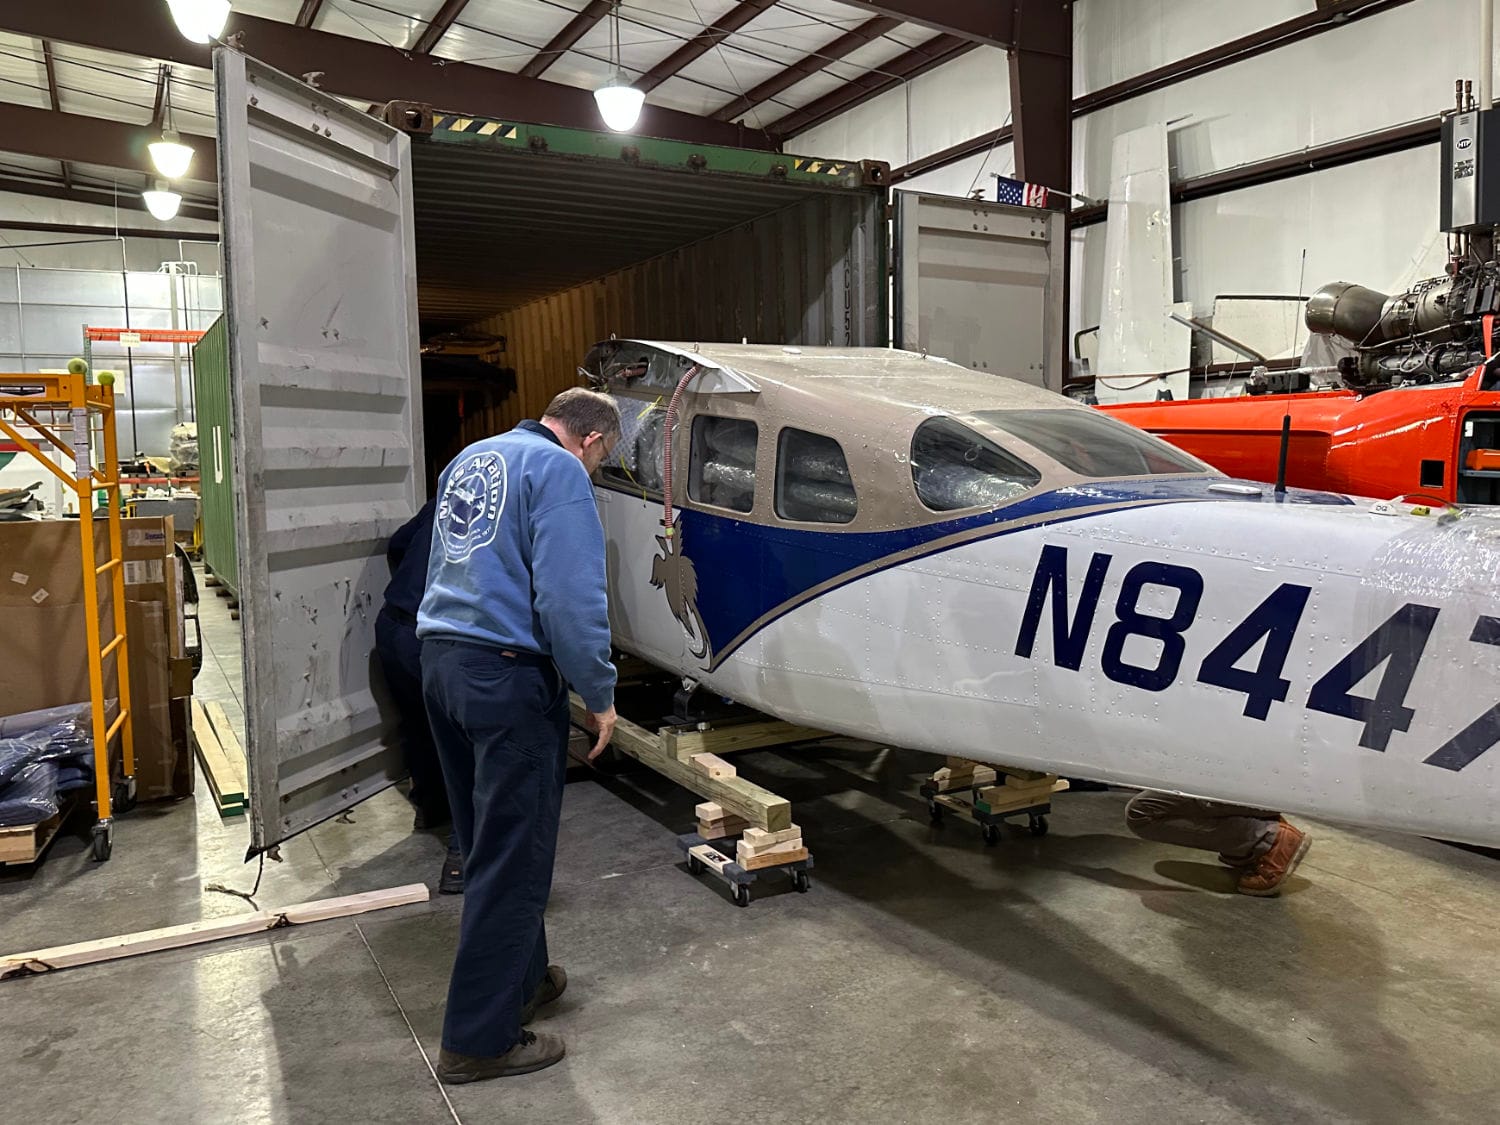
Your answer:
[595,75,644,132]
[143,181,182,221]
[167,0,231,44]
[148,130,194,180]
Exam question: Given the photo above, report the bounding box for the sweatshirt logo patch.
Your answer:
[438,451,508,562]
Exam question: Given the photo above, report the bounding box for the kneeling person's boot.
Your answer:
[437,1030,565,1084]
[1237,819,1311,897]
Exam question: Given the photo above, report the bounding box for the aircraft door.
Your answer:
[893,192,1067,391]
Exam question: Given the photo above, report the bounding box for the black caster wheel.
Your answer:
[91,822,113,862]
[1029,814,1049,838]
[793,870,811,893]
[733,884,751,908]
[112,778,137,815]
[687,855,705,876]
[928,799,943,823]
[981,823,1001,847]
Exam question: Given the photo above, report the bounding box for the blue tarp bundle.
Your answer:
[0,704,94,826]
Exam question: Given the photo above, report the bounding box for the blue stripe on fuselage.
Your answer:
[678,476,1351,666]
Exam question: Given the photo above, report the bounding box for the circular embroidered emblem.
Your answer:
[438,450,508,562]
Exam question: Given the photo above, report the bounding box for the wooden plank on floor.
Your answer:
[0,884,431,981]
[190,698,247,817]
[570,693,792,831]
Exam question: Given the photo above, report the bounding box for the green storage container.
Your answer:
[193,315,238,601]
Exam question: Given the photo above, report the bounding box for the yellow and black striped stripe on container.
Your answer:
[433,116,519,139]
[791,158,850,176]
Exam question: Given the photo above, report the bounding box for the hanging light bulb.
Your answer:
[149,129,194,180]
[143,180,183,221]
[595,1,643,132]
[166,0,231,45]
[595,74,645,132]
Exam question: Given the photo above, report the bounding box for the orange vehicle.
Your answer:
[1102,365,1500,505]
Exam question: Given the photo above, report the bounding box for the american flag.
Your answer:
[994,175,1050,208]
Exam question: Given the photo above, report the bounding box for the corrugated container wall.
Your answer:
[401,117,889,447]
[192,315,238,601]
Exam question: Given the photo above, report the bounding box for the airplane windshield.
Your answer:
[973,409,1212,478]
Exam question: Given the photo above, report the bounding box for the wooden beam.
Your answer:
[521,0,611,80]
[664,719,828,761]
[410,0,472,57]
[634,0,778,94]
[571,693,791,830]
[0,885,430,981]
[711,15,899,123]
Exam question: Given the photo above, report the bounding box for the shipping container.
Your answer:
[211,51,1067,853]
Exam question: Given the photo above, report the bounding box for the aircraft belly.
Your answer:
[706,504,1500,847]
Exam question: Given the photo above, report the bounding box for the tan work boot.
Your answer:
[1237,820,1312,896]
[436,1030,566,1084]
[520,965,568,1025]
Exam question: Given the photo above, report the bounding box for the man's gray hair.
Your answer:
[543,387,621,444]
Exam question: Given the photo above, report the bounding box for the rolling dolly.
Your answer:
[676,831,814,907]
[922,758,1067,846]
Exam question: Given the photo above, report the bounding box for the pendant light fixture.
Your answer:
[166,0,231,44]
[595,1,644,132]
[148,71,194,181]
[143,179,183,221]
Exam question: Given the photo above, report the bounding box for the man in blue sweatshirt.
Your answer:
[418,387,620,1084]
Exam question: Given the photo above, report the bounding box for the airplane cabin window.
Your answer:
[776,428,857,524]
[911,418,1041,511]
[689,415,757,513]
[600,398,666,495]
[975,408,1211,477]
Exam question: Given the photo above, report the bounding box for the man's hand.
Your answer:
[585,705,618,761]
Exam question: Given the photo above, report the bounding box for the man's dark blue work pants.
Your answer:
[420,637,570,1058]
[375,606,450,824]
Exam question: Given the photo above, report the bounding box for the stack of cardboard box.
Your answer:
[0,515,194,802]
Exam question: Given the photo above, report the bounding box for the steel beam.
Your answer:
[295,0,325,28]
[890,0,1415,181]
[711,16,899,123]
[634,0,778,94]
[829,1,1017,48]
[521,0,611,80]
[1008,0,1072,192]
[410,0,472,57]
[39,39,71,190]
[0,175,218,224]
[1067,118,1441,228]
[0,102,218,184]
[6,0,774,149]
[765,34,976,139]
[150,64,169,128]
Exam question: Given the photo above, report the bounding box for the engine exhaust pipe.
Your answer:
[1304,281,1391,344]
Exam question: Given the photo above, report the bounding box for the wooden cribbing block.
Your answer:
[978,779,1068,814]
[699,819,749,841]
[1002,766,1051,783]
[666,719,829,761]
[738,846,809,871]
[930,765,997,791]
[569,695,792,831]
[690,753,736,780]
[191,698,249,817]
[742,825,801,849]
[737,834,804,859]
[696,801,726,821]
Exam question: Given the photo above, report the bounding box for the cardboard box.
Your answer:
[0,515,192,801]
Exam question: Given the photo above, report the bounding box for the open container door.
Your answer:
[893,192,1066,390]
[214,50,423,856]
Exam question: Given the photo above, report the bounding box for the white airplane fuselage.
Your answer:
[588,342,1500,847]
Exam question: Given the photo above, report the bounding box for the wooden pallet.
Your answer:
[0,794,78,867]
[190,698,249,817]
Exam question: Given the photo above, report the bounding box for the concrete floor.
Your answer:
[1,578,1498,1124]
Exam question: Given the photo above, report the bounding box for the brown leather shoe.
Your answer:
[520,965,568,1025]
[1237,820,1312,897]
[436,1030,566,1084]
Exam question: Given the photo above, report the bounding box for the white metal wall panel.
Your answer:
[895,193,1066,389]
[214,50,424,854]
